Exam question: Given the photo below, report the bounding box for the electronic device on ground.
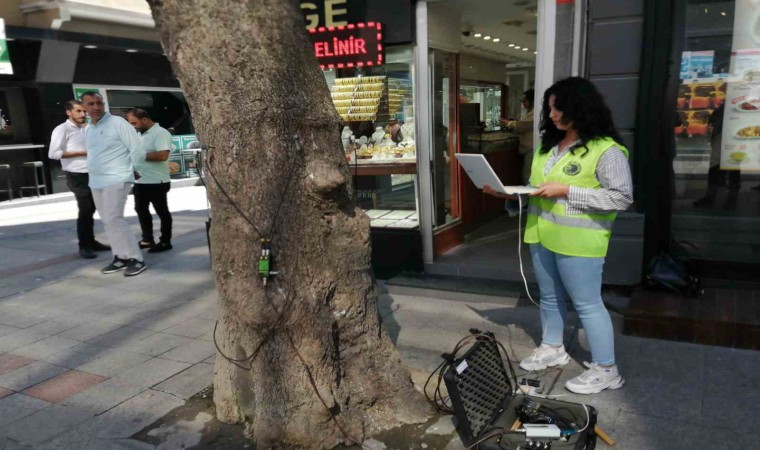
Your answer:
[441,332,598,450]
[455,153,537,195]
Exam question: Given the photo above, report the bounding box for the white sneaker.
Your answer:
[519,344,571,371]
[565,362,625,394]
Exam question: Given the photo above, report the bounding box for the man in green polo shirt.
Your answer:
[125,108,173,253]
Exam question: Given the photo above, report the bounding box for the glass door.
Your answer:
[670,0,760,265]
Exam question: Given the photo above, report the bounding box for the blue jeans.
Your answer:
[530,243,615,365]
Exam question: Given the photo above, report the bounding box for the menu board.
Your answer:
[720,2,760,171]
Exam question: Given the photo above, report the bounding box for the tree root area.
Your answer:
[132,386,459,450]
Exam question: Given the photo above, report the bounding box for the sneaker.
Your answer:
[79,247,97,259]
[519,344,571,371]
[124,259,147,277]
[565,362,625,394]
[102,257,129,274]
[148,241,173,253]
[91,241,111,252]
[138,240,155,249]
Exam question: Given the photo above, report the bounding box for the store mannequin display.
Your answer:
[341,126,353,152]
[371,126,385,144]
[400,117,415,142]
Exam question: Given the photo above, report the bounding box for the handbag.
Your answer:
[645,252,703,297]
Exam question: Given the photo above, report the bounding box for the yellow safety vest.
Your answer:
[524,137,629,258]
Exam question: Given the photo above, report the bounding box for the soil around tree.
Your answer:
[133,372,460,450]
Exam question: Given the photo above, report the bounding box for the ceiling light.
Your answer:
[474,33,482,38]
[515,46,522,50]
[508,43,515,47]
[721,11,726,16]
[534,51,538,54]
[84,45,98,49]
[493,38,501,43]
[484,36,491,40]
[523,47,529,51]
[125,49,138,53]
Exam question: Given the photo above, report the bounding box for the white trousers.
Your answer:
[91,183,143,261]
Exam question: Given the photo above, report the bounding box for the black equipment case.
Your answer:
[443,335,598,450]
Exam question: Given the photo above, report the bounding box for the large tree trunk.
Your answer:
[146,0,431,447]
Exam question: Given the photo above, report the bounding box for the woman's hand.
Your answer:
[483,184,512,199]
[530,182,570,198]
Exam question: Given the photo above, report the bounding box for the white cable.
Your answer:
[576,403,591,433]
[517,194,540,308]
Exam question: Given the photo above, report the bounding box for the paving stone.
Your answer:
[0,435,32,449]
[0,329,51,353]
[0,387,12,399]
[158,340,216,364]
[0,403,94,446]
[69,390,184,440]
[0,393,51,428]
[120,333,193,357]
[0,325,22,338]
[0,361,68,391]
[56,321,125,342]
[61,379,147,413]
[0,306,57,329]
[86,326,157,349]
[23,370,107,404]
[163,318,215,338]
[202,354,216,365]
[153,363,213,400]
[42,342,110,369]
[11,336,81,360]
[113,358,191,388]
[0,354,35,377]
[131,309,198,332]
[74,350,152,378]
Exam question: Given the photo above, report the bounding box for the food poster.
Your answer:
[171,136,182,155]
[180,135,199,150]
[0,19,12,75]
[720,0,760,171]
[680,51,715,80]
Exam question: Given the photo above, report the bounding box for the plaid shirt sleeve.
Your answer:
[565,146,633,215]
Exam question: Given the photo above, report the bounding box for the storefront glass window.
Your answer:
[431,49,459,228]
[671,0,760,263]
[323,46,418,230]
[460,81,502,131]
[106,90,194,135]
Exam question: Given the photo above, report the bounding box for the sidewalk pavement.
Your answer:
[0,186,757,449]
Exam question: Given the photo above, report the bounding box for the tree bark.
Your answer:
[146,0,431,447]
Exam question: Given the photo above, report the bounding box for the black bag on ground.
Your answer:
[645,252,702,297]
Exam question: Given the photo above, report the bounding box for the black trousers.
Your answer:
[65,172,96,247]
[133,182,172,243]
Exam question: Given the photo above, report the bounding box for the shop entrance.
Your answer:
[425,0,540,280]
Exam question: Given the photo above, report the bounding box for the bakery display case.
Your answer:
[324,47,418,230]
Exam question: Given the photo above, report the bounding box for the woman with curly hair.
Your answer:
[485,77,633,394]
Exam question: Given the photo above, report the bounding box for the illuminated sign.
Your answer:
[0,19,12,75]
[308,22,383,70]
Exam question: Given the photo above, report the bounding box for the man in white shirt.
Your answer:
[48,100,110,259]
[81,91,147,277]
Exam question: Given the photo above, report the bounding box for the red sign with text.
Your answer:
[309,22,383,69]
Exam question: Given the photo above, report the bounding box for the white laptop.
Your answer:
[455,154,537,195]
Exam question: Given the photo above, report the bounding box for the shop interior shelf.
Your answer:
[348,161,417,176]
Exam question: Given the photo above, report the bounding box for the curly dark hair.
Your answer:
[539,77,624,155]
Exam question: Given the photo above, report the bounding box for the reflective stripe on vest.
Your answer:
[527,204,614,231]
